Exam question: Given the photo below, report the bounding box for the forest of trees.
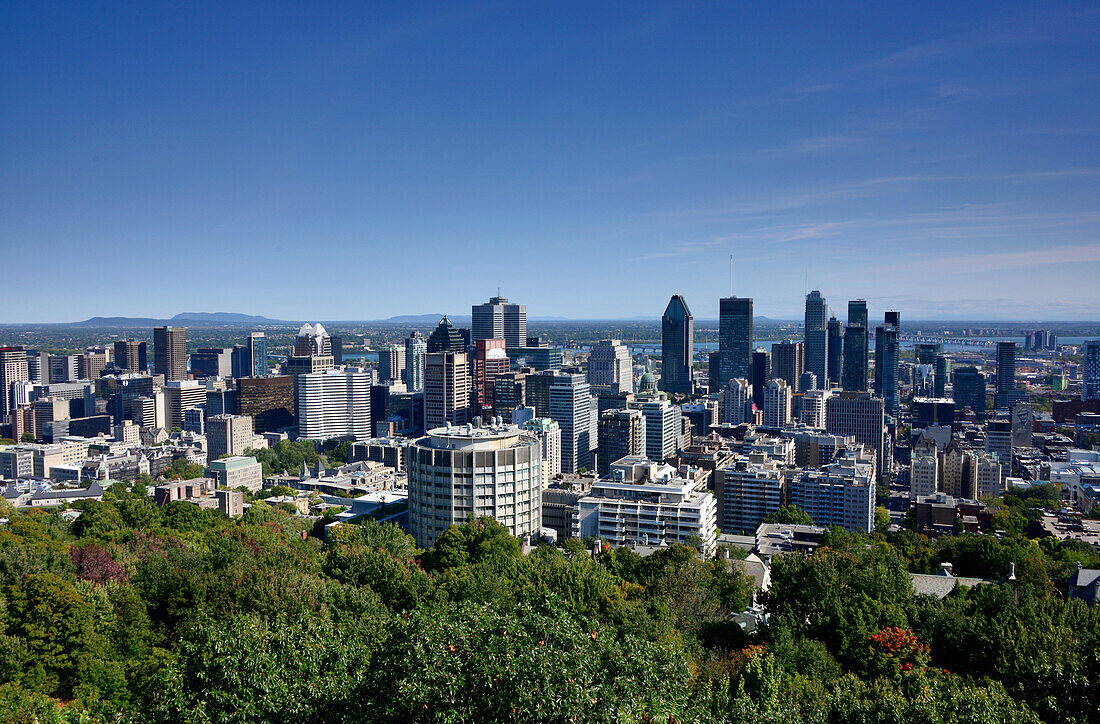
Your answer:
[0,485,1097,723]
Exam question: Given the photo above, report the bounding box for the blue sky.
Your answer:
[1,1,1098,322]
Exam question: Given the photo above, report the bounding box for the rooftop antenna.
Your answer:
[729,254,733,297]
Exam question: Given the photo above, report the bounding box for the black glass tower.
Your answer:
[659,295,694,395]
[718,296,753,385]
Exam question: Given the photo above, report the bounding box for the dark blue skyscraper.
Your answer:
[842,300,868,392]
[718,296,753,385]
[660,295,694,395]
[249,332,267,377]
[874,312,900,417]
[827,316,843,386]
[804,290,828,385]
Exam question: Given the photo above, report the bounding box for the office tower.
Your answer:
[707,351,721,392]
[659,295,693,395]
[206,414,255,461]
[681,400,717,438]
[404,333,427,393]
[910,447,939,498]
[575,459,718,554]
[715,455,788,534]
[630,395,681,463]
[408,424,542,548]
[114,339,148,372]
[597,408,645,477]
[825,392,886,481]
[378,344,406,383]
[206,387,238,417]
[190,348,233,379]
[236,376,295,433]
[183,406,205,435]
[79,349,109,380]
[249,332,268,377]
[762,379,792,427]
[521,417,561,486]
[827,316,843,385]
[912,398,955,430]
[718,296,753,384]
[205,456,263,494]
[842,300,869,392]
[750,349,770,406]
[804,290,828,385]
[472,295,527,349]
[472,339,510,417]
[0,447,33,479]
[524,372,554,417]
[33,397,70,441]
[548,372,592,473]
[986,418,1012,479]
[953,366,987,416]
[873,314,900,417]
[884,311,899,327]
[719,378,752,425]
[426,316,466,354]
[163,381,207,430]
[799,371,818,393]
[231,345,250,379]
[771,341,804,388]
[588,339,633,393]
[286,323,335,388]
[0,346,29,418]
[1085,341,1100,401]
[330,336,343,366]
[25,350,48,383]
[493,372,527,423]
[154,326,188,381]
[800,388,833,429]
[424,352,470,429]
[915,343,947,398]
[506,344,563,372]
[790,453,876,533]
[48,355,79,384]
[994,342,1017,410]
[296,369,372,440]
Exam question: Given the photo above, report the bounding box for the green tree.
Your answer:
[763,505,814,525]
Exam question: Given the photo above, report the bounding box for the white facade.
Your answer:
[629,395,681,464]
[910,448,939,499]
[404,334,427,393]
[719,378,751,425]
[407,424,542,548]
[587,339,634,393]
[549,373,591,473]
[296,369,372,440]
[799,388,833,429]
[715,453,787,534]
[574,457,717,555]
[790,452,876,533]
[763,379,792,428]
[974,452,1004,498]
[521,417,562,487]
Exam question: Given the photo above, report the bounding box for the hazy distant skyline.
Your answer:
[2,2,1098,323]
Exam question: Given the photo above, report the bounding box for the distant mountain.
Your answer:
[375,314,472,325]
[69,312,290,327]
[169,312,288,324]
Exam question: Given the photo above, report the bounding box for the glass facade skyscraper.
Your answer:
[874,313,900,417]
[659,295,694,395]
[804,291,828,386]
[718,296,753,386]
[842,300,868,392]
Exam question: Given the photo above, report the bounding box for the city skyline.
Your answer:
[3,3,1098,322]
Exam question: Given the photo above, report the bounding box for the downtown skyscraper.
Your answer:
[472,295,527,349]
[842,300,869,392]
[153,326,187,381]
[659,295,693,396]
[718,296,753,386]
[874,311,900,417]
[804,291,828,386]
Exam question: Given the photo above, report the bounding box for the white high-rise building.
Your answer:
[791,448,876,533]
[574,457,717,555]
[548,372,592,473]
[715,453,788,534]
[207,414,256,461]
[763,379,792,427]
[0,347,29,418]
[404,333,427,393]
[407,423,542,548]
[974,452,1004,498]
[424,352,470,430]
[296,369,372,440]
[629,394,682,463]
[825,392,886,481]
[910,447,939,499]
[718,378,752,425]
[522,417,561,486]
[799,388,832,429]
[587,339,634,393]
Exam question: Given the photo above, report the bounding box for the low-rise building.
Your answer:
[205,455,263,493]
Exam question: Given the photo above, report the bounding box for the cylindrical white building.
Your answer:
[408,422,542,548]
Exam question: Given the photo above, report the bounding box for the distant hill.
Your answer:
[69,312,290,327]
